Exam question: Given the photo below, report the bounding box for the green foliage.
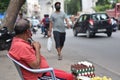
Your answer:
[65,0,120,13]
[94,0,120,12]
[94,0,110,12]
[0,0,10,13]
[96,0,109,5]
[64,0,81,15]
[93,4,111,12]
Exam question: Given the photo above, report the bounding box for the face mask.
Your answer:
[55,6,60,11]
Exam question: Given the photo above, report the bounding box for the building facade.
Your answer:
[26,0,98,18]
[38,0,64,19]
[81,0,98,13]
[26,0,64,19]
[26,0,40,18]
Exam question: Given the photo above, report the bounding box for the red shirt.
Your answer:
[9,37,49,80]
[41,18,45,26]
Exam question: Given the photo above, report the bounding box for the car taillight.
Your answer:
[89,19,94,25]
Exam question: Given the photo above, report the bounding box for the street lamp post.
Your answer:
[51,0,54,12]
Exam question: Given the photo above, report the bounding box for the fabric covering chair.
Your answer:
[7,54,56,80]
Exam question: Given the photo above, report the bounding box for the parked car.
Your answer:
[111,17,118,32]
[73,13,113,38]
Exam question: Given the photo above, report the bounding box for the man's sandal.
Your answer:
[58,55,62,60]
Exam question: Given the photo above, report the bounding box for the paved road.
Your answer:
[33,29,120,79]
[64,29,120,79]
[0,28,120,80]
[64,29,120,76]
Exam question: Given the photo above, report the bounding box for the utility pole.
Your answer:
[51,0,54,12]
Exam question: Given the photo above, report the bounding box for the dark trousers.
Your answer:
[53,31,66,48]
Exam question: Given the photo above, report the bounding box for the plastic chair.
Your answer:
[7,54,56,80]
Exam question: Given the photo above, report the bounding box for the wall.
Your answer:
[82,0,96,13]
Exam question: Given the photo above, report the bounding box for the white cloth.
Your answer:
[47,37,52,52]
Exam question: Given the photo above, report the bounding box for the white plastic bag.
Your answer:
[47,37,52,52]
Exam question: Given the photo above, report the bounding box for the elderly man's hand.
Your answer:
[32,41,41,51]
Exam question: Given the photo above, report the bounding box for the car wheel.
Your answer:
[107,31,112,37]
[91,33,95,37]
[73,28,78,36]
[86,29,91,38]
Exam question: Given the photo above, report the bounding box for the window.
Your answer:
[78,16,83,22]
[92,14,108,20]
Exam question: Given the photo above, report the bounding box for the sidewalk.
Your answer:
[0,29,120,80]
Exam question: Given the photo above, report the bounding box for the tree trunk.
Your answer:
[2,0,26,32]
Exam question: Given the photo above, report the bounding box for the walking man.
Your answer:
[48,2,70,60]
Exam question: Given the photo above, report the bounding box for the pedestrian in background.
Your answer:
[16,12,23,23]
[48,2,70,60]
[41,14,50,37]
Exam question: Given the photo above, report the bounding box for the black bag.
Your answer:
[39,76,66,80]
[39,73,66,80]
